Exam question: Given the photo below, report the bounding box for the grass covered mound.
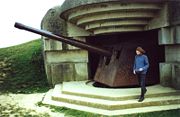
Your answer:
[0,39,49,93]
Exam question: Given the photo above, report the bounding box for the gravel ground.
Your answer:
[0,93,64,117]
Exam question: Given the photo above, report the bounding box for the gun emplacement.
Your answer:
[14,22,146,87]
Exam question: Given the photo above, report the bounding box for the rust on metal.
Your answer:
[94,44,158,87]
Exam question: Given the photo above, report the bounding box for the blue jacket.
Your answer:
[133,54,149,74]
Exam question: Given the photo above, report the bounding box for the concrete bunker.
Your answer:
[41,0,180,89]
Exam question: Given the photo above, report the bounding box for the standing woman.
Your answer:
[133,47,149,102]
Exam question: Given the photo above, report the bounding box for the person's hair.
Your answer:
[136,47,146,54]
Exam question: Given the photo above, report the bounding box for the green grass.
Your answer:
[0,39,50,93]
[0,103,50,117]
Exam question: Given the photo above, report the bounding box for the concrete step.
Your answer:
[62,81,180,101]
[43,89,180,116]
[52,84,180,110]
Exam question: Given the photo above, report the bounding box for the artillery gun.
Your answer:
[14,22,156,87]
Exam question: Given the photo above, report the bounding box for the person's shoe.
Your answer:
[138,96,144,102]
[144,88,147,94]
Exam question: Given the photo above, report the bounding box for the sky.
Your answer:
[0,0,65,48]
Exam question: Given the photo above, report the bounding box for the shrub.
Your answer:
[0,57,12,79]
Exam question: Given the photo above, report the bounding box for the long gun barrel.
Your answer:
[14,22,112,57]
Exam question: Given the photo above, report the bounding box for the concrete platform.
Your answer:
[62,81,180,100]
[42,81,180,116]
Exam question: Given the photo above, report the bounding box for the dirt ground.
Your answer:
[0,93,64,117]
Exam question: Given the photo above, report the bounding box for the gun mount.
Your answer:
[14,22,157,87]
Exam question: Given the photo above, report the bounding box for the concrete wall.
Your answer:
[146,3,169,30]
[158,3,180,89]
[45,50,88,85]
[157,1,180,90]
[41,6,91,86]
[169,2,180,25]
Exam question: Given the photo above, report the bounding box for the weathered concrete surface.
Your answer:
[160,63,180,89]
[60,0,166,15]
[172,64,180,89]
[51,63,74,84]
[160,44,180,89]
[41,6,91,86]
[169,1,180,25]
[44,50,88,86]
[175,26,180,44]
[159,26,180,45]
[159,26,180,89]
[45,50,88,63]
[41,6,91,51]
[67,22,92,37]
[61,2,164,34]
[146,3,169,30]
[49,63,88,86]
[165,45,180,62]
[59,1,180,34]
[160,63,172,87]
[41,6,66,36]
[45,50,88,85]
[41,6,67,51]
[158,27,175,45]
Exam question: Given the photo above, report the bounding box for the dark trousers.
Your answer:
[137,73,146,96]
